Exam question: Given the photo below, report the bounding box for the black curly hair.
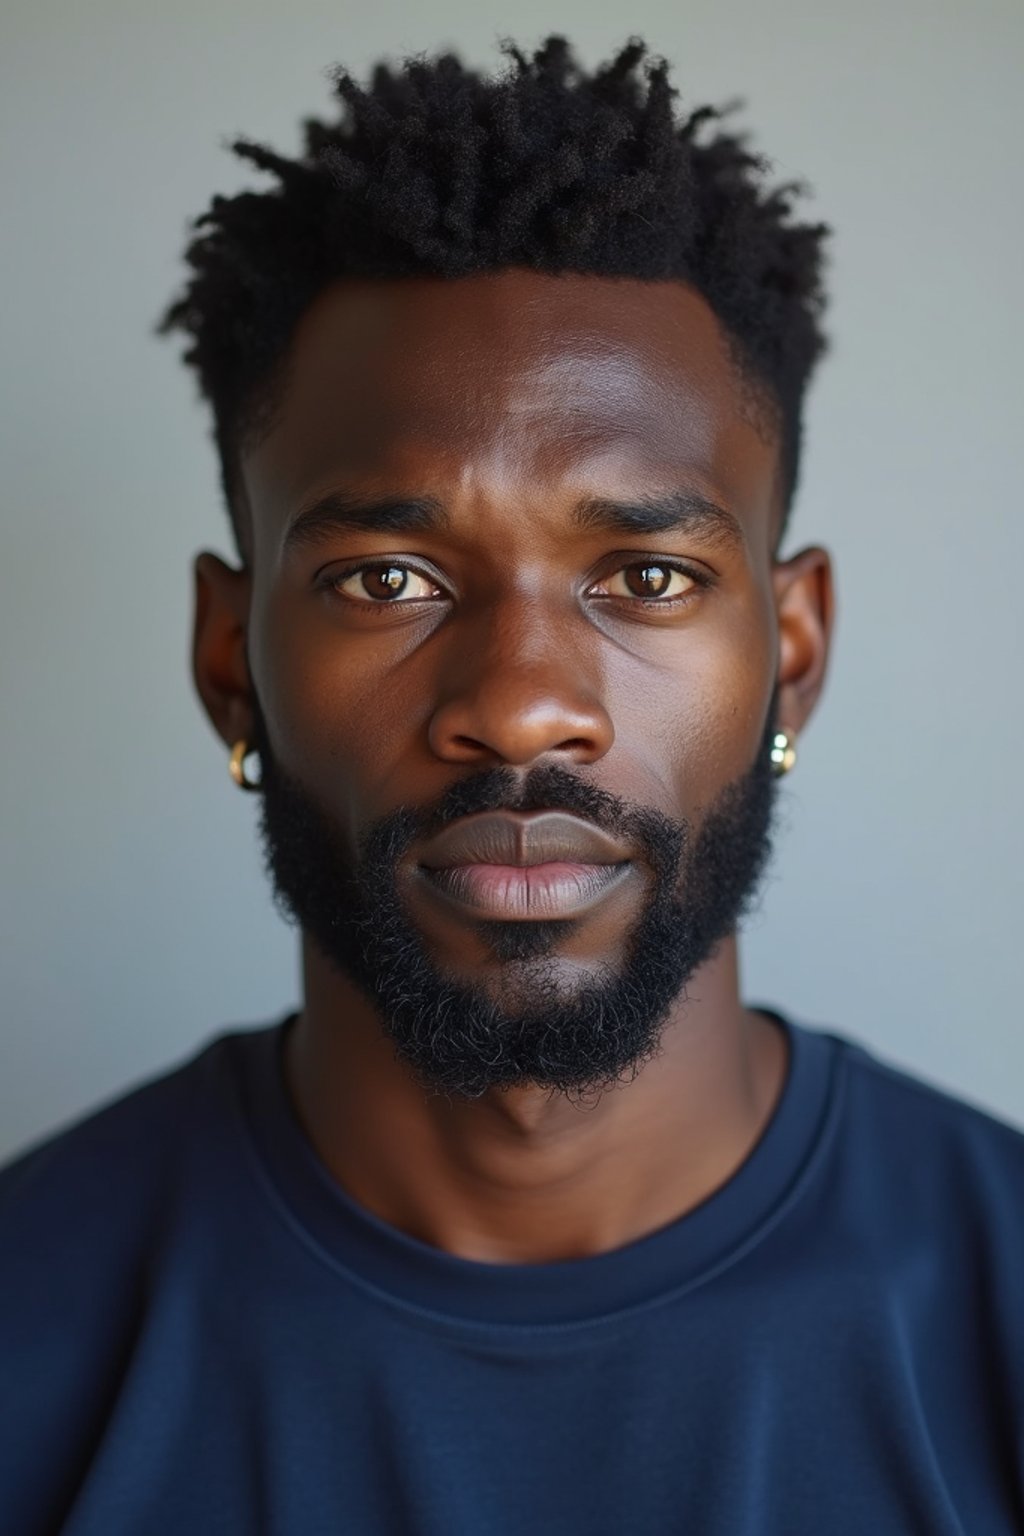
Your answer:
[160,36,829,559]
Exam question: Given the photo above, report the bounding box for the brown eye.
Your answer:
[335,565,440,603]
[627,564,670,597]
[362,566,409,600]
[598,563,696,600]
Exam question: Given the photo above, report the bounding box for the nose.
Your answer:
[426,599,614,768]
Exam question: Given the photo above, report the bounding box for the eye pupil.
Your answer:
[626,564,671,597]
[363,566,408,599]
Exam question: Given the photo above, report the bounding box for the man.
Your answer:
[1,35,1021,1535]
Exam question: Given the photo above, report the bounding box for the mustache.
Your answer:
[424,763,636,834]
[366,763,687,884]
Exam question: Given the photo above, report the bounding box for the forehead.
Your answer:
[241,270,781,545]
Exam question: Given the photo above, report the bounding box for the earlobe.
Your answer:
[191,552,254,749]
[771,546,835,735]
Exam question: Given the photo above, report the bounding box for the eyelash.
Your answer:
[319,558,714,608]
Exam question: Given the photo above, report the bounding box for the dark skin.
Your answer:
[194,269,833,1265]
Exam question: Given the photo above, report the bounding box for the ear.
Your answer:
[192,552,254,748]
[771,545,835,736]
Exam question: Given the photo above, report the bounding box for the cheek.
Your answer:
[602,587,776,809]
[249,585,434,833]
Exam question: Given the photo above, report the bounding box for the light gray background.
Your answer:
[2,0,1021,1162]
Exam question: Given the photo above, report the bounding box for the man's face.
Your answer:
[197,270,831,1096]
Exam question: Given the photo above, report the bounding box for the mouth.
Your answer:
[415,810,635,921]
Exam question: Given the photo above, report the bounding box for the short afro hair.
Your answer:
[160,35,829,558]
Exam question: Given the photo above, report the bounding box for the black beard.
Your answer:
[251,708,780,1102]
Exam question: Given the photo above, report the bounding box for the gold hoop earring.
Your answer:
[229,739,262,792]
[770,727,797,777]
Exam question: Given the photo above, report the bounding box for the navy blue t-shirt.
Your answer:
[2,1012,1022,1534]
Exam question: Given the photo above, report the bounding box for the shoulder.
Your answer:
[0,1022,277,1260]
[830,1026,1024,1168]
[0,1022,281,1527]
[810,1023,1024,1258]
[0,1021,280,1433]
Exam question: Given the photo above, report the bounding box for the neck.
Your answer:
[284,934,787,1265]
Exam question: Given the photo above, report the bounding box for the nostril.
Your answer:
[441,732,600,766]
[428,688,614,767]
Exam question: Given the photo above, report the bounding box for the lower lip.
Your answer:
[420,861,631,920]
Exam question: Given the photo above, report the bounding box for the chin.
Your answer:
[473,919,579,964]
[443,942,612,1010]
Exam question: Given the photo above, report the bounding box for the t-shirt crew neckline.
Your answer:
[232,1009,841,1331]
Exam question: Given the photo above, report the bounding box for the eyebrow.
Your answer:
[282,486,743,553]
[571,491,745,550]
[283,492,450,551]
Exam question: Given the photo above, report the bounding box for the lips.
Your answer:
[418,810,631,870]
[415,811,634,921]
